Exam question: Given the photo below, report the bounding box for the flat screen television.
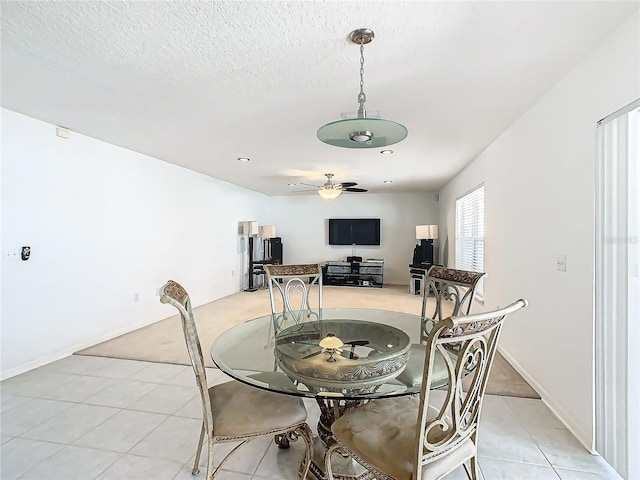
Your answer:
[328,218,381,246]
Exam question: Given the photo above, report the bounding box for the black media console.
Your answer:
[323,260,384,288]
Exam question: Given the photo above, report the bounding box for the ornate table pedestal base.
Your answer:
[301,439,375,480]
[275,316,411,480]
[296,398,375,480]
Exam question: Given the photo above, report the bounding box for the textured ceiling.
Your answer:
[1,1,637,196]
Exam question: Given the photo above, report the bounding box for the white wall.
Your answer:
[438,12,639,450]
[0,109,438,379]
[1,109,270,379]
[271,193,438,284]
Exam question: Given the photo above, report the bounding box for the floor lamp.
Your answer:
[259,225,276,260]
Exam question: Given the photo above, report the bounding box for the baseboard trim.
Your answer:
[1,351,75,381]
[0,315,171,381]
[498,345,595,454]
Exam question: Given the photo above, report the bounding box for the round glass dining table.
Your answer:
[210,308,438,480]
[210,307,429,400]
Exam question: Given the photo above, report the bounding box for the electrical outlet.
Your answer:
[133,292,139,302]
[3,249,19,263]
[556,254,567,272]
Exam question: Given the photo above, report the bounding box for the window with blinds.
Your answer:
[455,185,485,295]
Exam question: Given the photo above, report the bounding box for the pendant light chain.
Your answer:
[357,38,367,118]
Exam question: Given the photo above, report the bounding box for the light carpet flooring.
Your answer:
[0,355,621,480]
[77,284,540,399]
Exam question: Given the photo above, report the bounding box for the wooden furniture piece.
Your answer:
[159,280,312,479]
[398,267,487,388]
[264,263,323,333]
[323,260,384,288]
[324,299,528,480]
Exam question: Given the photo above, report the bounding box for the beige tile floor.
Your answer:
[1,356,622,480]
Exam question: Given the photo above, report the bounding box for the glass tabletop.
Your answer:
[210,308,429,400]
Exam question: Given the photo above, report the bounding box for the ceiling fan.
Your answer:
[297,173,368,199]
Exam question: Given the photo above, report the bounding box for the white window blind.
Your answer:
[456,185,485,293]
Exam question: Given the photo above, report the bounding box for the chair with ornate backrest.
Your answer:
[420,266,487,341]
[325,299,528,480]
[159,280,312,479]
[398,266,487,388]
[264,263,323,333]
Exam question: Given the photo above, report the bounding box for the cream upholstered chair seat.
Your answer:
[208,380,307,438]
[397,344,449,388]
[331,397,475,480]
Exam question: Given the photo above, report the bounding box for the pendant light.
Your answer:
[317,28,407,149]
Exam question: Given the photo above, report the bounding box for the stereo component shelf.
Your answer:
[323,260,384,288]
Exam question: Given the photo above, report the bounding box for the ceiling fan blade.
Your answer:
[344,187,368,193]
[339,182,358,188]
[298,182,321,188]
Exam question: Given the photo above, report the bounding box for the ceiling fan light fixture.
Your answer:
[318,187,342,200]
[317,28,407,149]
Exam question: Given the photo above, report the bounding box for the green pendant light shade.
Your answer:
[317,28,407,149]
[317,117,408,148]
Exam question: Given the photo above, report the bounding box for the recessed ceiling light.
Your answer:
[384,180,393,184]
[288,183,296,187]
[237,157,250,162]
[380,149,394,155]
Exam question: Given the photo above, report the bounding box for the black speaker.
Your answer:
[270,237,283,263]
[412,240,434,266]
[347,256,362,262]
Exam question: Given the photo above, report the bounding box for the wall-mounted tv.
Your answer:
[328,218,381,246]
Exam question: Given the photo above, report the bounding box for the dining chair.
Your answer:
[264,263,323,333]
[159,280,312,479]
[421,266,487,339]
[324,299,528,480]
[398,267,487,388]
